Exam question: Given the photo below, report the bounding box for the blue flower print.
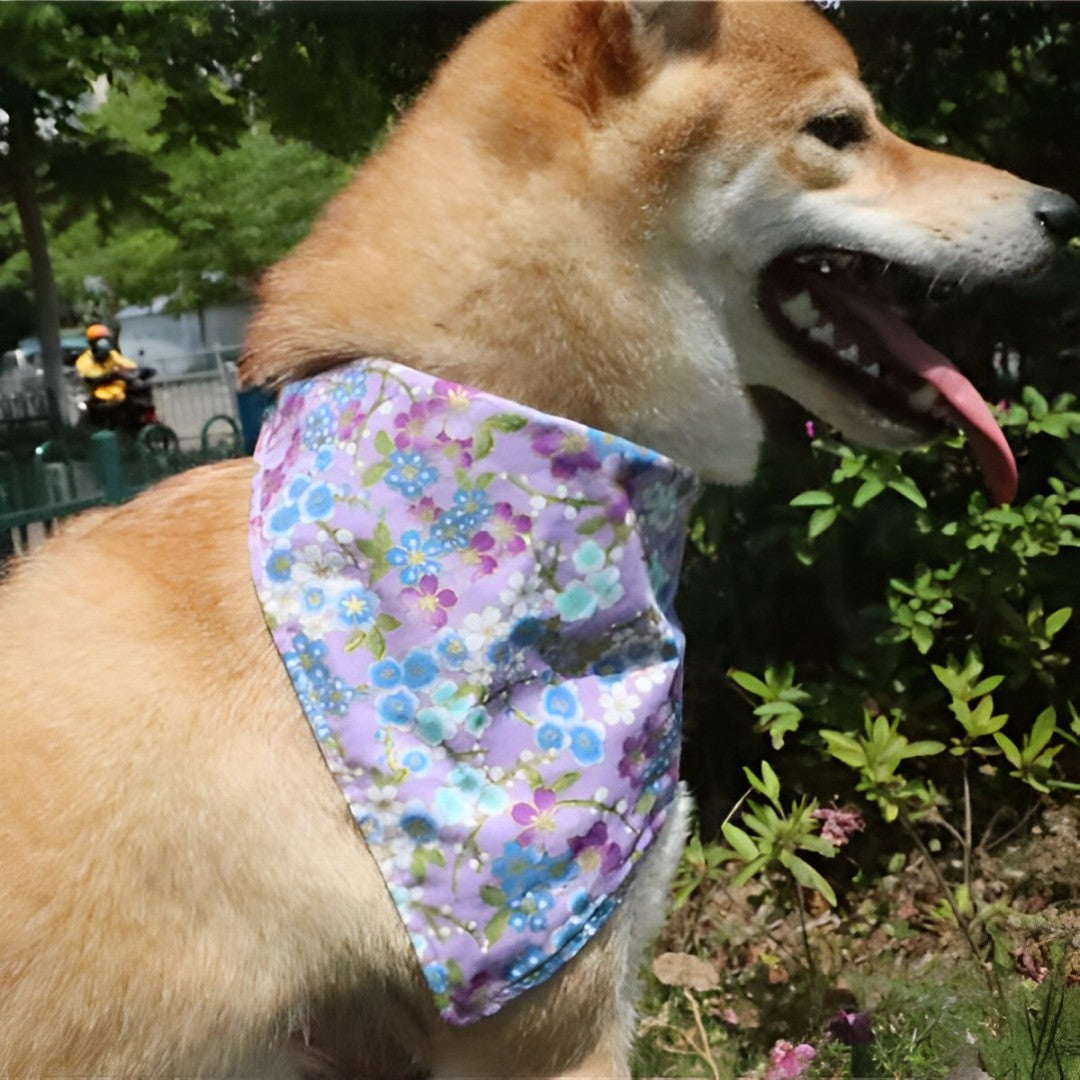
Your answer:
[492,843,577,902]
[447,486,492,531]
[424,961,449,995]
[314,446,334,472]
[509,617,543,648]
[338,587,380,628]
[285,634,329,682]
[416,707,455,746]
[384,450,438,500]
[370,659,402,689]
[432,785,467,826]
[542,684,582,724]
[568,723,604,765]
[319,676,354,716]
[437,631,469,669]
[464,706,491,737]
[302,403,336,449]
[641,481,679,529]
[536,722,565,751]
[265,548,294,583]
[387,529,443,585]
[505,945,546,984]
[401,749,430,775]
[585,567,623,610]
[300,482,335,522]
[331,369,367,406]
[287,475,310,501]
[400,806,439,844]
[571,540,605,575]
[301,585,326,613]
[401,648,439,690]
[378,689,418,727]
[268,501,300,536]
[554,581,597,622]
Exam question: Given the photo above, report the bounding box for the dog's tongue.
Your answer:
[806,273,1017,506]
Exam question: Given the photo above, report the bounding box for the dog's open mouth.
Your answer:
[759,251,1017,504]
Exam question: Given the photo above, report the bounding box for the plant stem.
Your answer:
[897,810,996,997]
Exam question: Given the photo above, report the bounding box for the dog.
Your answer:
[1,3,1076,1077]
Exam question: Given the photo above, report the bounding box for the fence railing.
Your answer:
[0,348,272,560]
[0,422,245,561]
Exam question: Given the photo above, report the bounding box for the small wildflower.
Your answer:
[765,1040,816,1080]
[826,1008,874,1045]
[813,805,865,847]
[804,419,816,440]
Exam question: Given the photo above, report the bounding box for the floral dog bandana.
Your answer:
[249,358,699,1024]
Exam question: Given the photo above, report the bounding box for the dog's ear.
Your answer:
[626,1,720,58]
[555,2,718,121]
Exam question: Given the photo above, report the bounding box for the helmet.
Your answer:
[86,323,112,342]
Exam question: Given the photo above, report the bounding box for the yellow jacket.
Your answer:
[75,349,138,403]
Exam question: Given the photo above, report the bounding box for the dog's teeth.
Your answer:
[836,344,861,366]
[778,291,822,330]
[808,323,836,347]
[908,384,940,413]
[863,361,881,379]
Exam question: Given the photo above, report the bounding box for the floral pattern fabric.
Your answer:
[249,358,699,1024]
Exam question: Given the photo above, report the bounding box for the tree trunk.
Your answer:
[8,91,67,424]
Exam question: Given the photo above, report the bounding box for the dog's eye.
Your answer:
[802,112,867,151]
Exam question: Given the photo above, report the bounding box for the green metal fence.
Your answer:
[0,417,245,558]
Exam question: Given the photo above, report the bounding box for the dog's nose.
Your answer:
[1033,188,1080,241]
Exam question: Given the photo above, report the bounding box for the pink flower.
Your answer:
[766,1040,816,1080]
[511,788,560,846]
[804,419,816,440]
[400,574,457,629]
[812,805,865,847]
[394,399,441,450]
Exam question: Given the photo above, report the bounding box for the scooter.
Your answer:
[80,366,161,437]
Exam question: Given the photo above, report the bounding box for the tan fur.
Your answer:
[1,3,1062,1076]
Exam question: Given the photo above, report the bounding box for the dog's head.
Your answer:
[241,1,1077,501]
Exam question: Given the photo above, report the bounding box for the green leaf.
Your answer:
[790,489,834,507]
[473,426,494,459]
[808,506,839,539]
[721,822,760,863]
[480,884,506,907]
[375,613,401,632]
[576,516,609,536]
[361,460,391,486]
[994,732,1022,768]
[779,851,837,906]
[1029,707,1057,756]
[374,429,394,456]
[887,475,927,508]
[1045,607,1072,639]
[487,413,529,432]
[852,478,885,507]
[729,669,770,698]
[550,771,581,793]
[367,626,386,660]
[731,854,770,888]
[484,908,511,945]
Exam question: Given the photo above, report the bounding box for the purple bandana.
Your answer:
[249,358,699,1024]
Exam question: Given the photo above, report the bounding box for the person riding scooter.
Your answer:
[75,324,159,434]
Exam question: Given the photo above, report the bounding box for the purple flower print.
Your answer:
[401,574,458,630]
[531,427,601,479]
[567,821,623,876]
[394,399,442,450]
[511,788,561,847]
[433,380,477,440]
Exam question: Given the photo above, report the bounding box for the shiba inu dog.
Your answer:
[1,3,1075,1078]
